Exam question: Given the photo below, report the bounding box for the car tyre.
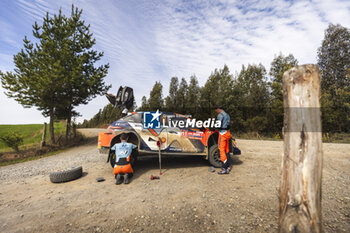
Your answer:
[49,166,83,183]
[208,144,223,168]
[131,149,138,165]
[109,149,116,168]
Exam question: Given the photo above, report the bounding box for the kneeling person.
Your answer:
[111,133,137,185]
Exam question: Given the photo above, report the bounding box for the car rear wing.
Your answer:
[106,86,134,115]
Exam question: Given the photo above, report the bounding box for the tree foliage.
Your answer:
[200,65,233,119]
[176,78,188,114]
[139,96,149,111]
[165,77,179,112]
[235,64,270,132]
[318,23,350,132]
[1,5,110,143]
[79,104,121,128]
[186,75,201,118]
[269,53,298,133]
[148,81,163,110]
[83,23,349,135]
[0,132,24,152]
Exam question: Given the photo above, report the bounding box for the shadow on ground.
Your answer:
[129,154,243,182]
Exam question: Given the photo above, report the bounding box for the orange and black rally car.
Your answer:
[98,86,240,168]
[98,111,241,168]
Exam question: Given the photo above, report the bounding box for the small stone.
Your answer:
[20,214,24,218]
[96,177,105,182]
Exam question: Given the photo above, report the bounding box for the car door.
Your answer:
[163,115,202,153]
[138,114,168,151]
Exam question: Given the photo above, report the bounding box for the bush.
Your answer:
[244,116,268,133]
[0,132,24,152]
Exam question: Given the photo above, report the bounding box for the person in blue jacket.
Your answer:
[215,106,231,174]
[111,133,137,185]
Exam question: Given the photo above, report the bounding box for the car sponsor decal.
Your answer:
[181,131,204,139]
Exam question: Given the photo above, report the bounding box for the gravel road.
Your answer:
[0,129,349,233]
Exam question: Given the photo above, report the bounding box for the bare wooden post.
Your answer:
[279,64,323,232]
[40,123,47,149]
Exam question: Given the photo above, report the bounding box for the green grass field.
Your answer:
[0,122,65,151]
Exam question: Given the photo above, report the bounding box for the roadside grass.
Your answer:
[232,133,282,141]
[322,132,350,144]
[0,122,65,152]
[0,132,91,166]
[0,149,65,166]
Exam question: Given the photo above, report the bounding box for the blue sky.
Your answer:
[1,0,350,124]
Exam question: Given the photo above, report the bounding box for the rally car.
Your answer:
[98,111,241,168]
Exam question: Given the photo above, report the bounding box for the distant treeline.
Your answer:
[79,104,121,128]
[81,23,350,135]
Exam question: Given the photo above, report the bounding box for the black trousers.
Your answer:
[115,173,133,178]
[222,153,231,169]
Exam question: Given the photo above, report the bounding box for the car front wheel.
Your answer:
[208,144,223,168]
[108,149,138,168]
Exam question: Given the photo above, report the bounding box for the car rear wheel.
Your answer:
[208,144,223,168]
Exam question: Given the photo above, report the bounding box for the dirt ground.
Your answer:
[0,129,349,233]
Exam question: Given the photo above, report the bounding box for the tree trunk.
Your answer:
[40,122,47,149]
[73,123,77,138]
[66,106,72,142]
[279,64,323,232]
[49,107,55,144]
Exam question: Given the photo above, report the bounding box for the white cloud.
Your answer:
[0,20,21,49]
[0,85,47,124]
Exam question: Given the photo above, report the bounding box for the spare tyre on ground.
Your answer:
[49,166,83,183]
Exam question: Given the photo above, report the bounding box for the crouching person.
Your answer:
[111,133,137,185]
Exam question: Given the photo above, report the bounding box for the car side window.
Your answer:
[132,113,142,123]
